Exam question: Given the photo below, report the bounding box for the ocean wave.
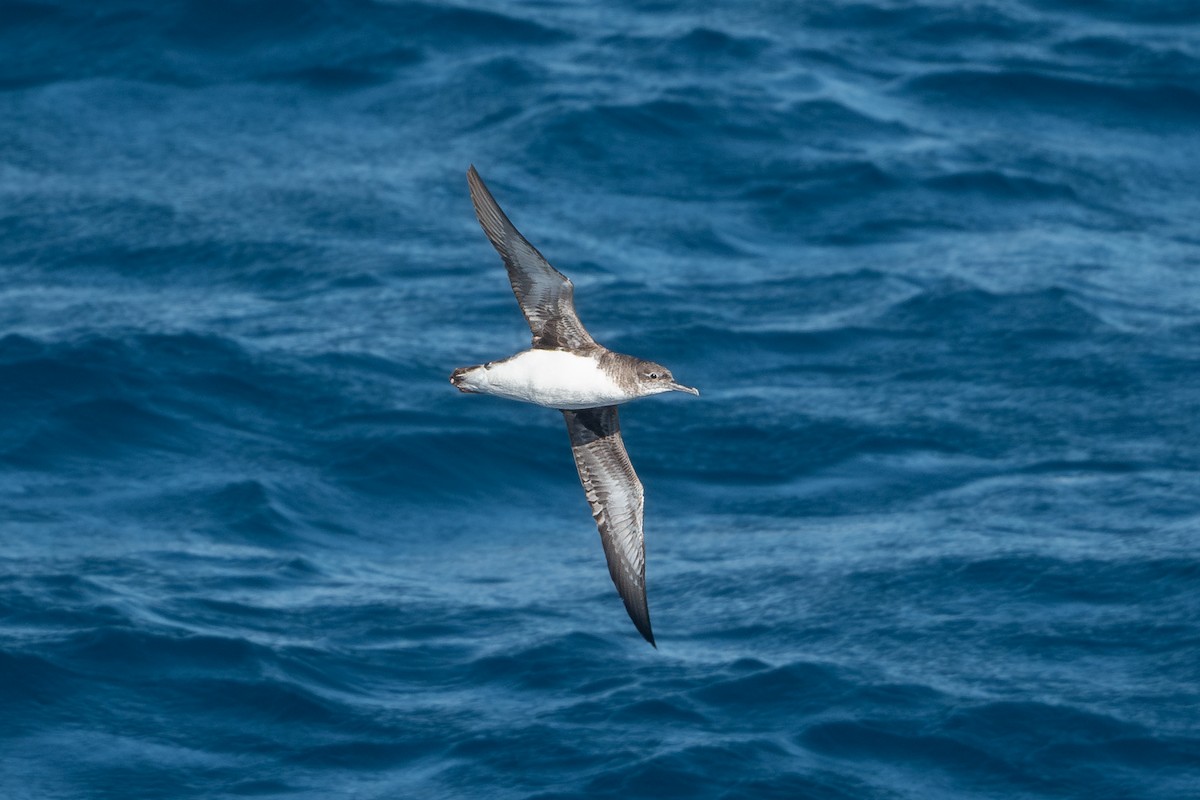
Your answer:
[1052,35,1200,80]
[844,553,1200,614]
[524,96,911,197]
[738,159,900,207]
[3,1,1199,797]
[801,720,1017,782]
[922,170,1079,202]
[799,0,1037,40]
[798,698,1200,793]
[693,660,852,712]
[876,285,1106,335]
[0,0,563,90]
[258,47,423,92]
[1028,0,1200,25]
[671,26,771,61]
[904,69,1200,124]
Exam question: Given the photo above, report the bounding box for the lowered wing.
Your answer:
[563,405,654,645]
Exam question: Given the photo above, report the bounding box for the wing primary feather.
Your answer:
[467,166,596,351]
[562,406,654,646]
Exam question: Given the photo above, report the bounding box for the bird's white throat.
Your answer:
[456,349,633,410]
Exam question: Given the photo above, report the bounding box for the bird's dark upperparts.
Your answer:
[450,166,699,645]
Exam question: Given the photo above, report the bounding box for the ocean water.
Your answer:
[2,0,1199,797]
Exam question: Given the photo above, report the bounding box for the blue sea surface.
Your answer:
[2,1,1199,797]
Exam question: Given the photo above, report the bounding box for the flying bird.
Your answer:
[451,166,699,646]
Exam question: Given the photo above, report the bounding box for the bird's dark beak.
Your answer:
[670,382,700,396]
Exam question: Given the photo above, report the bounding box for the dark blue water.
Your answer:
[3,1,1199,797]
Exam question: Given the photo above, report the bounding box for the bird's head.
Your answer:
[636,361,700,397]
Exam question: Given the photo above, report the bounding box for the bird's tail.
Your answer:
[450,365,484,393]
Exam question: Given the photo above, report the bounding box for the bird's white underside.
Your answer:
[457,349,631,410]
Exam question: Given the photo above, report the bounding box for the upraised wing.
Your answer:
[563,406,654,645]
[467,166,596,351]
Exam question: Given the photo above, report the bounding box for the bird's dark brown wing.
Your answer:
[563,406,653,645]
[467,166,596,351]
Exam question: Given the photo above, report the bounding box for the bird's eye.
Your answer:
[648,372,659,379]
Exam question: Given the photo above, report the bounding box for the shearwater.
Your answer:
[451,166,699,646]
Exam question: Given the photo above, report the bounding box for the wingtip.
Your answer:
[636,619,656,647]
[621,588,656,647]
[466,165,498,220]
